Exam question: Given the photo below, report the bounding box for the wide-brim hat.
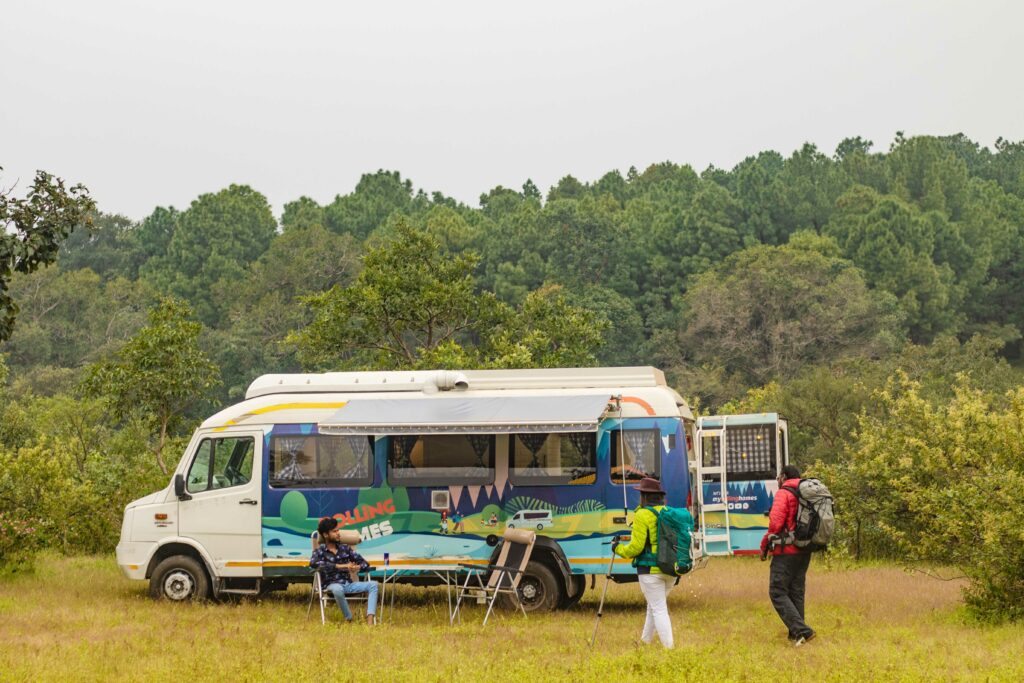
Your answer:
[633,477,665,494]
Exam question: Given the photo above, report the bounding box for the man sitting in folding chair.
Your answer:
[309,517,378,625]
[451,528,536,626]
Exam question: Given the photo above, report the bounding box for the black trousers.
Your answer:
[769,552,812,638]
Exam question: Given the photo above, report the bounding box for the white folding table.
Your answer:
[378,562,475,625]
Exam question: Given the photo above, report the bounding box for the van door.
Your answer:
[177,432,263,577]
[694,417,781,556]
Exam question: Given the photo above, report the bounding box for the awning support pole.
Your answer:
[615,394,628,521]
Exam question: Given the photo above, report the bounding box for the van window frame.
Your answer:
[715,424,778,482]
[386,434,496,487]
[508,432,597,487]
[185,435,256,494]
[609,428,661,484]
[268,433,375,489]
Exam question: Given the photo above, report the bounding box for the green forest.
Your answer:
[2,133,1024,619]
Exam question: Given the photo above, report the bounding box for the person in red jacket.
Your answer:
[761,464,816,646]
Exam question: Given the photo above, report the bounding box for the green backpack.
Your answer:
[645,506,695,577]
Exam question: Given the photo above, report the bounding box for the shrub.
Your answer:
[0,511,43,575]
[830,375,1024,620]
[0,392,177,563]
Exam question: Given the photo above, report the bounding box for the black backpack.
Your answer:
[781,478,835,552]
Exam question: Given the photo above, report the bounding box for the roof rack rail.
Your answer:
[245,366,665,399]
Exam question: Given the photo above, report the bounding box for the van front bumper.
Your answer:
[116,542,152,580]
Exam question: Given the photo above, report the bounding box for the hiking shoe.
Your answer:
[793,631,816,647]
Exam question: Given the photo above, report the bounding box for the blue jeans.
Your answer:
[325,581,378,620]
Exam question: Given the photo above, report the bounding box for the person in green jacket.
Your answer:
[613,477,675,649]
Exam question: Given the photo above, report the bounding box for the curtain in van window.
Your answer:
[624,430,656,476]
[568,433,593,458]
[390,436,418,469]
[519,433,548,468]
[276,436,308,480]
[466,434,490,468]
[343,436,371,478]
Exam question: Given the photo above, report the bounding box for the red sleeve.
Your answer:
[767,489,794,536]
[761,488,796,551]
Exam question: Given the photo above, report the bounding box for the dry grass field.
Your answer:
[2,555,1023,682]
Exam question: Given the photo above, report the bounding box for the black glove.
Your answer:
[761,533,779,561]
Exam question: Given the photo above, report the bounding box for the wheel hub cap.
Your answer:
[164,570,195,600]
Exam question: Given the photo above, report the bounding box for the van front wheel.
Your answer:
[149,555,210,602]
[503,561,560,612]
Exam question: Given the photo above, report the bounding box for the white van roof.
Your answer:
[246,366,669,399]
[202,367,692,430]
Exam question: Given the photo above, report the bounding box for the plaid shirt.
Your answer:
[309,543,371,586]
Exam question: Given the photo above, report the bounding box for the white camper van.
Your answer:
[115,367,788,609]
[506,509,554,530]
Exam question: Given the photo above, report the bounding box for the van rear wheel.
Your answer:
[501,561,560,613]
[149,555,210,602]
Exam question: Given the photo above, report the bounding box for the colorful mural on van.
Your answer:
[258,418,694,576]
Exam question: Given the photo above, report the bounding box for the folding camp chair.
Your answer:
[307,529,372,624]
[451,528,537,626]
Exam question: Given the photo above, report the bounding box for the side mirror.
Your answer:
[174,474,191,501]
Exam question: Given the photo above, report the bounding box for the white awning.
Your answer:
[318,394,613,435]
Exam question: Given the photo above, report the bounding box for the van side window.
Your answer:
[508,433,597,486]
[387,435,494,486]
[269,434,374,488]
[186,436,255,493]
[610,429,660,484]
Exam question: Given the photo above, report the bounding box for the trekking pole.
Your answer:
[590,536,624,649]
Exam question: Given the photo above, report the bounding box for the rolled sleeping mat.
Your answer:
[337,529,362,545]
[503,527,536,545]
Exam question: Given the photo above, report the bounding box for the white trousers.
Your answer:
[638,573,675,648]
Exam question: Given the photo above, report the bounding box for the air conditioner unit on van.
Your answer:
[431,490,450,511]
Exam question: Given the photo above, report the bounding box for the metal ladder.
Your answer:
[693,416,733,556]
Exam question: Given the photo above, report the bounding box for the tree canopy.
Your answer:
[288,220,606,370]
[6,132,1024,402]
[670,237,901,396]
[1,168,95,342]
[83,298,219,473]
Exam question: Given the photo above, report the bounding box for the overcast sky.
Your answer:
[2,1,1022,220]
